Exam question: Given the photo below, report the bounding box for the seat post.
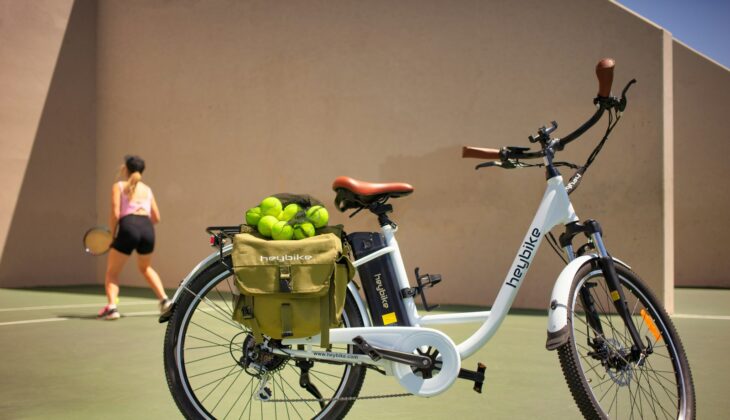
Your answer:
[369,202,396,227]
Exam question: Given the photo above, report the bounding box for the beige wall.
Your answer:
[13,1,729,309]
[674,41,730,288]
[93,0,670,309]
[0,0,97,287]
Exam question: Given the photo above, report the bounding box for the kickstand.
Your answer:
[296,359,325,408]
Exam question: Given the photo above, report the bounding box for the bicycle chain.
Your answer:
[264,392,413,403]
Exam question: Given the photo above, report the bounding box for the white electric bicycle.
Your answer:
[162,59,695,419]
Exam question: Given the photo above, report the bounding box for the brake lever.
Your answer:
[475,159,519,170]
[618,79,637,112]
[475,161,500,170]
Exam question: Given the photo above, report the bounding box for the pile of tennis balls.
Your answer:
[245,196,329,241]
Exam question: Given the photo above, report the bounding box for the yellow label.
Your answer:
[382,312,398,325]
[610,291,621,301]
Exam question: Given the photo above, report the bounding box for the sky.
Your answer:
[615,0,730,69]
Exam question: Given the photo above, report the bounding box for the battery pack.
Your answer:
[348,232,409,326]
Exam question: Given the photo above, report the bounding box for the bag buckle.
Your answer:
[279,265,292,292]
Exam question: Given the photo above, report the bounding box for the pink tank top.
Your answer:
[119,181,153,218]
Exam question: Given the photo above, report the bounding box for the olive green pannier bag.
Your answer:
[231,232,355,348]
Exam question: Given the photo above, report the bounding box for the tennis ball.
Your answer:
[257,215,279,237]
[260,196,283,217]
[279,203,302,221]
[245,207,262,226]
[293,222,315,240]
[115,296,120,305]
[306,205,329,228]
[271,221,294,240]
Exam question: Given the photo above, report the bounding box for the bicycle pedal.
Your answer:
[458,362,487,394]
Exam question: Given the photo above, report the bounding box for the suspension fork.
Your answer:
[560,220,646,357]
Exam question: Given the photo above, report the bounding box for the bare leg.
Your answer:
[137,253,167,300]
[105,249,129,305]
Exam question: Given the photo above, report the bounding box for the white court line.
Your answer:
[0,317,70,326]
[0,301,155,312]
[0,311,158,326]
[673,313,730,321]
[0,308,220,327]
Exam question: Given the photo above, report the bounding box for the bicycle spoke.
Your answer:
[214,284,234,313]
[187,349,232,365]
[198,365,240,400]
[187,334,243,351]
[190,363,241,379]
[222,375,254,420]
[272,372,305,419]
[189,320,240,346]
[184,285,243,330]
[211,367,245,412]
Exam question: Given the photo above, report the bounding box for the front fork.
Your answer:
[560,220,646,359]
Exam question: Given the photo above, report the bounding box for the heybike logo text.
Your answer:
[259,255,313,263]
[506,228,541,288]
[374,273,389,309]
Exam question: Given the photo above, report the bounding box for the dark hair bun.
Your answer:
[124,155,145,174]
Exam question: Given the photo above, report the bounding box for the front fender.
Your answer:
[545,254,631,350]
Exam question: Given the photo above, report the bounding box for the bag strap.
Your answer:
[280,303,293,338]
[319,293,329,348]
[242,294,264,343]
[279,264,292,292]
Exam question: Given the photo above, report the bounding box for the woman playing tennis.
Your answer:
[98,155,171,320]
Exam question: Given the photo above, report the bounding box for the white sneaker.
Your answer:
[98,305,120,320]
[159,298,173,314]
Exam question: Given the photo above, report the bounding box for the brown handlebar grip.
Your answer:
[462,146,501,160]
[596,58,615,98]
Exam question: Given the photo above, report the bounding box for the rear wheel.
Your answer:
[163,257,367,419]
[558,261,695,419]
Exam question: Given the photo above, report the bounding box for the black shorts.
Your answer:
[112,215,155,255]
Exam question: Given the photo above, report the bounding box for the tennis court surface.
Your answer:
[1,286,728,419]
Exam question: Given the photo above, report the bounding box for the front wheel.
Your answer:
[163,257,367,419]
[557,261,695,419]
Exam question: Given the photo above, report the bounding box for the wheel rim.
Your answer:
[174,271,358,419]
[569,270,688,419]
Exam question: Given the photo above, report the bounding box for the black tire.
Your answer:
[557,260,695,419]
[164,257,367,419]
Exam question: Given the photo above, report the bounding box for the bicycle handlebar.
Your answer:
[463,57,626,163]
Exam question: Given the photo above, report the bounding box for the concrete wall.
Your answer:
[94,0,671,309]
[0,0,97,287]
[673,41,730,288]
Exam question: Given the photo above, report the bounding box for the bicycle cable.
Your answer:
[546,231,568,264]
[565,103,622,195]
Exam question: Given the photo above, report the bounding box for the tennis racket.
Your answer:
[83,226,113,255]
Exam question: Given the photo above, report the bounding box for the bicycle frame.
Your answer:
[342,172,580,360]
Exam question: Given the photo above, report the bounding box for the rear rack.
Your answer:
[205,225,244,273]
